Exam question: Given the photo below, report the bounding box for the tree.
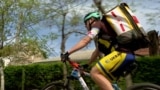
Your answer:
[45,0,87,53]
[0,0,14,51]
[0,0,12,83]
[148,30,159,55]
[41,0,92,82]
[0,0,59,60]
[0,58,4,90]
[13,0,48,60]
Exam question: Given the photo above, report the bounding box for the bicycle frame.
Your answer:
[65,59,90,90]
[65,59,121,90]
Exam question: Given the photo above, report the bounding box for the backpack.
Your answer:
[101,3,150,51]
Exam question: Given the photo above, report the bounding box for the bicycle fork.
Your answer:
[78,76,89,90]
[71,68,89,90]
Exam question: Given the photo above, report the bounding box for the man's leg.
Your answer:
[90,66,114,90]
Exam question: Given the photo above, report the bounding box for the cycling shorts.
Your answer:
[96,50,135,81]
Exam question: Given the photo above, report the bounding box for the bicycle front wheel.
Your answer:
[127,83,160,90]
[41,81,70,90]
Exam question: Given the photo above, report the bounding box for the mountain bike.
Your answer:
[41,57,122,90]
[41,56,160,90]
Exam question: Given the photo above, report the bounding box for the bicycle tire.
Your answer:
[126,83,160,90]
[41,81,72,90]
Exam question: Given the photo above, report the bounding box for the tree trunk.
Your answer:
[0,59,4,90]
[0,13,5,50]
[15,12,23,57]
[60,13,68,81]
[147,30,159,56]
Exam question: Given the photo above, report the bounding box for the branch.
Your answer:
[93,0,106,14]
[65,30,86,37]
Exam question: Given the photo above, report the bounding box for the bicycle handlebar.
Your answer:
[68,59,80,68]
[64,58,90,77]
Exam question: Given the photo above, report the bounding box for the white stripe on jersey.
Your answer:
[87,28,99,39]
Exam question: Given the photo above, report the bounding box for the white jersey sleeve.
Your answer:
[87,27,99,39]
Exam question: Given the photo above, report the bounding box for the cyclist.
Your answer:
[61,11,135,90]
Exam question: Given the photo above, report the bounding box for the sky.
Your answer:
[123,0,160,31]
[39,0,160,58]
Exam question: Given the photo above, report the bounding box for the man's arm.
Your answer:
[68,27,100,55]
[68,35,92,55]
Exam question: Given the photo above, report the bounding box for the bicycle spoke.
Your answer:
[41,81,66,90]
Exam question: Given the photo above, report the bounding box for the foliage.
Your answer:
[0,0,90,58]
[4,56,160,89]
[132,56,160,85]
[4,62,63,90]
[0,0,58,58]
[0,45,14,57]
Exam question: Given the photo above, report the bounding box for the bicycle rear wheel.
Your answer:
[127,83,160,90]
[41,81,71,90]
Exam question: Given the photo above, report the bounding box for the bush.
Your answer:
[132,56,160,85]
[4,62,63,90]
[4,56,160,90]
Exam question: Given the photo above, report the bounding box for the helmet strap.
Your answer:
[88,19,95,30]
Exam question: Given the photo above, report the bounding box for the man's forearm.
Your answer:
[68,36,91,55]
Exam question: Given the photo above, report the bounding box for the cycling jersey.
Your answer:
[87,20,116,40]
[87,20,116,55]
[87,27,99,39]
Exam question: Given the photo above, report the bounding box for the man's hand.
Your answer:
[81,64,89,69]
[60,52,69,62]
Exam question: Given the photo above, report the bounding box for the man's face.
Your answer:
[85,20,90,31]
[85,18,93,31]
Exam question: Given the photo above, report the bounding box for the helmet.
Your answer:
[84,12,101,23]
